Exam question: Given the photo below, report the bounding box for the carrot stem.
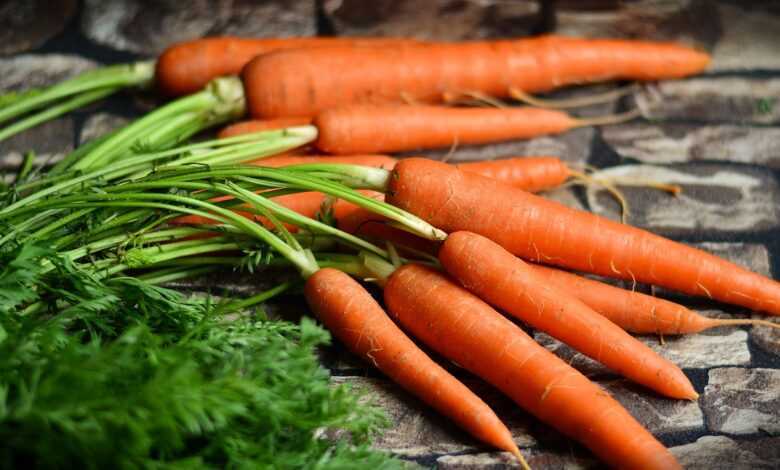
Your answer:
[0,61,154,128]
[510,84,638,109]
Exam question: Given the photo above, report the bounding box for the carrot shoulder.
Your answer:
[439,231,696,399]
[386,158,780,316]
[384,264,681,470]
[156,36,418,96]
[305,268,523,460]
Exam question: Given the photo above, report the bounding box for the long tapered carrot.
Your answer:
[439,231,696,399]
[384,264,681,470]
[529,264,780,335]
[312,104,624,154]
[156,36,419,97]
[242,35,710,118]
[385,158,780,316]
[305,268,526,464]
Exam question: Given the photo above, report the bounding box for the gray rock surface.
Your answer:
[635,78,780,125]
[81,0,315,55]
[536,328,751,374]
[0,54,96,92]
[322,0,541,40]
[585,164,780,235]
[671,435,780,470]
[601,123,780,167]
[702,367,780,435]
[0,0,78,55]
[78,113,131,145]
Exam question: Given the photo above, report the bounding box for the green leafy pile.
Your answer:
[0,245,403,469]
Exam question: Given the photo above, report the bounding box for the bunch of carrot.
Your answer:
[12,31,776,470]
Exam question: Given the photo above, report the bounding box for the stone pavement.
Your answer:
[1,1,778,468]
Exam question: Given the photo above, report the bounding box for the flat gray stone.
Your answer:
[635,78,780,125]
[78,113,131,145]
[0,117,74,169]
[585,164,780,236]
[536,328,750,375]
[322,0,541,40]
[332,376,537,457]
[81,0,315,56]
[600,378,704,435]
[555,0,717,50]
[601,123,780,167]
[702,367,780,435]
[671,435,780,470]
[710,2,780,71]
[437,449,599,470]
[750,316,780,357]
[0,54,96,92]
[0,0,77,55]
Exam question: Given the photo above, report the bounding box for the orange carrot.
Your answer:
[218,117,313,138]
[313,105,584,154]
[385,158,780,316]
[156,36,419,97]
[384,264,681,470]
[251,154,399,169]
[439,231,696,399]
[305,268,526,463]
[242,35,710,118]
[529,264,780,335]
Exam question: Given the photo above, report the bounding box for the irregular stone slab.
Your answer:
[81,0,315,55]
[702,367,780,435]
[555,0,717,50]
[671,435,780,470]
[750,316,780,358]
[0,54,96,92]
[709,2,780,71]
[79,113,131,145]
[322,0,541,40]
[536,328,750,375]
[601,123,780,167]
[0,118,74,169]
[599,378,703,435]
[0,0,77,55]
[584,164,780,235]
[437,449,598,470]
[332,376,537,457]
[635,78,780,125]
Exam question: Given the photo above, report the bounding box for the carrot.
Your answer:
[455,157,571,193]
[384,264,681,470]
[312,104,632,154]
[251,154,399,169]
[305,268,526,465]
[156,36,419,97]
[242,35,710,118]
[385,158,780,316]
[529,264,780,335]
[439,231,696,399]
[218,117,313,138]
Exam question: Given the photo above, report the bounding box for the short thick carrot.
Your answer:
[439,231,696,399]
[384,264,681,470]
[305,268,524,461]
[156,36,418,96]
[313,105,579,154]
[530,264,780,335]
[243,35,710,118]
[386,158,780,316]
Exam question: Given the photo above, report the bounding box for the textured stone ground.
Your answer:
[2,1,778,468]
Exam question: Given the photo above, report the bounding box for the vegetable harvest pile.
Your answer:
[1,32,778,470]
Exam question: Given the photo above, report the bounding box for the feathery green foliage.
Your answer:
[0,245,403,469]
